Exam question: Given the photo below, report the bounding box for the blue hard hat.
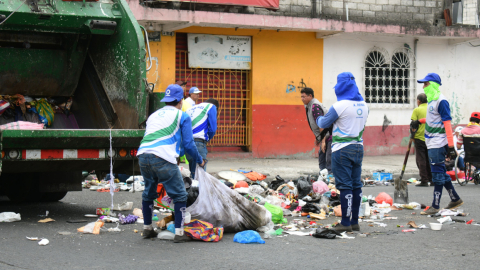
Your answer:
[417,73,442,86]
[161,84,184,102]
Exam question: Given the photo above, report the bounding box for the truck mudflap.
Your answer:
[0,129,144,174]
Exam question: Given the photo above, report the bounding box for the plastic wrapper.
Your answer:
[375,192,393,206]
[312,228,341,239]
[118,214,138,224]
[313,180,329,195]
[264,202,284,224]
[264,195,283,207]
[187,167,272,232]
[77,221,104,234]
[249,185,265,196]
[233,230,265,244]
[301,203,321,214]
[0,212,21,222]
[157,231,175,240]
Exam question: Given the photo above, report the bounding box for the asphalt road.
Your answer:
[1,183,480,270]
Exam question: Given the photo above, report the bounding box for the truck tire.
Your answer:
[40,192,68,202]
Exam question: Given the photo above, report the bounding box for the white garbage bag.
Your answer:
[0,212,21,222]
[187,166,271,232]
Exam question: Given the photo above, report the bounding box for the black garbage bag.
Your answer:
[312,228,342,239]
[269,175,285,190]
[297,177,312,199]
[183,177,193,189]
[330,199,341,207]
[288,202,299,211]
[186,187,199,207]
[301,202,321,214]
[223,181,234,189]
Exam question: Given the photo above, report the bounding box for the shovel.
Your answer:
[394,128,416,204]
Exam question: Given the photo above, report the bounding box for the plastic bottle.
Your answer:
[152,214,159,221]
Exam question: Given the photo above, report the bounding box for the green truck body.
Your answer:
[0,0,161,201]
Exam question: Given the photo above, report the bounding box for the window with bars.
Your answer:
[364,47,415,107]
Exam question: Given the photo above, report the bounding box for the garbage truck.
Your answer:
[0,0,159,202]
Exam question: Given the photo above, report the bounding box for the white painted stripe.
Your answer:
[63,149,77,159]
[26,150,41,160]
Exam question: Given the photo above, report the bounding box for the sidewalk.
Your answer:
[206,154,420,180]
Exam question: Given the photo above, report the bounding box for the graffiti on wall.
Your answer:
[286,79,308,94]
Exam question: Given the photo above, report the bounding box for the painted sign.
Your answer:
[162,0,279,9]
[187,34,252,70]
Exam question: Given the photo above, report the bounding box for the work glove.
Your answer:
[410,120,420,131]
[447,147,457,160]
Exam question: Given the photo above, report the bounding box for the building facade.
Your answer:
[128,0,480,157]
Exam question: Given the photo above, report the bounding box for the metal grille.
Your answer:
[175,33,251,148]
[364,47,415,108]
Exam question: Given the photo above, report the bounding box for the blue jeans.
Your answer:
[186,140,207,178]
[428,145,452,185]
[138,154,187,203]
[332,144,364,190]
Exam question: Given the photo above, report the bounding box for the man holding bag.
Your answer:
[315,72,369,232]
[137,84,205,243]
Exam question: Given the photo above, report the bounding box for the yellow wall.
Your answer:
[147,35,176,93]
[149,27,323,105]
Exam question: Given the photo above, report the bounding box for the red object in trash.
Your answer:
[466,219,474,225]
[234,180,249,189]
[375,192,393,206]
[402,229,416,232]
[309,221,316,225]
[447,171,465,181]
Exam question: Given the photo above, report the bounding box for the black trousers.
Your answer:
[414,139,432,184]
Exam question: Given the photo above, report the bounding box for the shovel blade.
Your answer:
[394,178,409,204]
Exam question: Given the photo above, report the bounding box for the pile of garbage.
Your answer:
[0,94,73,129]
[82,175,145,192]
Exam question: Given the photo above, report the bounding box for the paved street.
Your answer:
[1,158,479,270]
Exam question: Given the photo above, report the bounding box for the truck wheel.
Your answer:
[41,192,68,202]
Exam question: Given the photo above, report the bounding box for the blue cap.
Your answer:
[161,84,184,102]
[417,73,442,86]
[189,87,202,94]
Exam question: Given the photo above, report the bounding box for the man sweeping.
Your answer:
[411,93,432,187]
[315,72,369,232]
[415,73,464,215]
[137,84,205,242]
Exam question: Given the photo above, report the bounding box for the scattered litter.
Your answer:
[184,219,224,242]
[38,218,55,223]
[418,224,427,229]
[338,232,355,239]
[112,202,133,211]
[466,219,474,225]
[118,214,138,225]
[157,231,175,240]
[84,214,98,218]
[375,192,393,206]
[58,231,72,236]
[374,222,387,227]
[233,230,265,244]
[430,223,442,230]
[0,212,21,222]
[96,208,110,215]
[437,216,452,224]
[107,222,122,232]
[26,237,39,241]
[284,231,311,236]
[402,229,416,232]
[38,239,49,246]
[132,208,143,219]
[77,221,104,234]
[407,221,418,228]
[38,211,49,218]
[312,228,341,239]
